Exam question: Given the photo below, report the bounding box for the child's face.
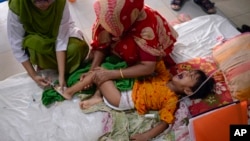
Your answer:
[33,0,54,11]
[171,70,201,96]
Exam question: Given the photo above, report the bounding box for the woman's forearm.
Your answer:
[22,60,37,79]
[90,50,106,71]
[100,61,156,81]
[56,51,66,79]
[91,58,156,86]
[120,61,156,79]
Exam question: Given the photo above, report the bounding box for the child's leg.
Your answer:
[99,81,122,107]
[79,80,122,109]
[62,72,95,100]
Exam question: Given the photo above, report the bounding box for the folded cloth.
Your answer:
[42,88,65,106]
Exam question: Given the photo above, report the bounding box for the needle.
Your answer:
[46,80,56,88]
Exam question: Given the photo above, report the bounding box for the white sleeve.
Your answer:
[56,1,84,51]
[7,10,28,63]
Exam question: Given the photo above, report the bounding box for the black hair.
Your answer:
[188,70,216,99]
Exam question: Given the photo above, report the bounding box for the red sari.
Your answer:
[91,0,178,66]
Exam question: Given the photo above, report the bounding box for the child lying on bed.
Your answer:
[61,61,215,141]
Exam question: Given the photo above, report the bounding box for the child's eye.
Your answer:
[188,71,195,79]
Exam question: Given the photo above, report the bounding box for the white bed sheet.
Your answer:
[0,2,241,140]
[0,72,105,141]
[0,1,9,53]
[171,15,240,63]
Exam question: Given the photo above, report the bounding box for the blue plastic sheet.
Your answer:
[0,0,7,3]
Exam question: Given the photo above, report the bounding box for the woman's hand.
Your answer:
[92,67,114,86]
[33,75,50,87]
[21,60,51,87]
[58,76,66,91]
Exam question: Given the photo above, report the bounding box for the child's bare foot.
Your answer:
[56,72,96,100]
[54,86,72,100]
[61,91,73,100]
[79,95,103,109]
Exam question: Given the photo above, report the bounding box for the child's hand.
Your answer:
[130,133,150,141]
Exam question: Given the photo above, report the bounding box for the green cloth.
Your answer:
[67,55,134,92]
[27,37,89,73]
[42,56,134,106]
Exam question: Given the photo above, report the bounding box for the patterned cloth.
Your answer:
[91,0,178,66]
[213,33,250,101]
[80,102,158,141]
[174,56,233,116]
[132,61,178,124]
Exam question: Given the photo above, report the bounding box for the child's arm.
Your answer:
[130,121,168,141]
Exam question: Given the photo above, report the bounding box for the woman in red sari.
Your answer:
[87,0,178,86]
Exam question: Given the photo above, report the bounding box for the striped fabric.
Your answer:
[212,33,250,101]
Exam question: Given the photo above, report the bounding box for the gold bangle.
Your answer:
[120,68,124,78]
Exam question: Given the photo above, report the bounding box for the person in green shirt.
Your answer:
[7,0,89,90]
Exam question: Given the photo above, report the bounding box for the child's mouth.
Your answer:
[178,73,183,79]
